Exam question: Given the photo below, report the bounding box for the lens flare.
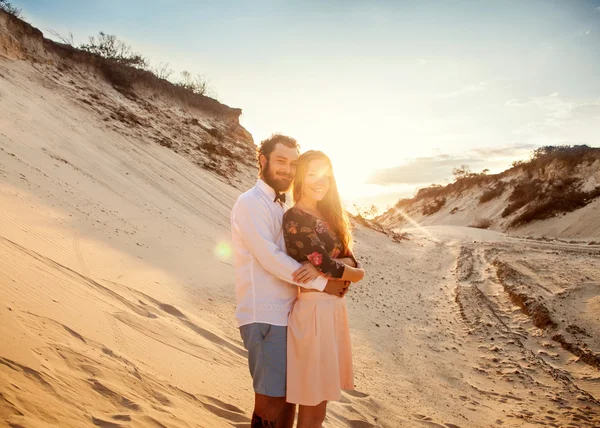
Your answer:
[214,241,232,261]
[390,207,440,242]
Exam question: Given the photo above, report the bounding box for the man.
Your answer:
[230,134,348,428]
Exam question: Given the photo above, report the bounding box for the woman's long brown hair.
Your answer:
[292,151,353,253]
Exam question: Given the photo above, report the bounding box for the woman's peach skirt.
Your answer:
[286,292,353,406]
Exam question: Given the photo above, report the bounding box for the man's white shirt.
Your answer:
[231,179,327,327]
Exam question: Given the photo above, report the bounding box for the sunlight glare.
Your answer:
[214,241,233,261]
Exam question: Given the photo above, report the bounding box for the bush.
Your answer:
[0,0,21,18]
[175,71,211,96]
[479,182,507,204]
[509,186,600,227]
[152,62,174,80]
[394,198,413,210]
[501,180,542,217]
[78,32,148,92]
[76,32,216,100]
[48,29,74,46]
[100,60,138,90]
[525,145,600,176]
[80,32,147,69]
[414,172,495,203]
[422,198,446,215]
[415,184,445,200]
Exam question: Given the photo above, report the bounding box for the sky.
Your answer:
[17,0,600,212]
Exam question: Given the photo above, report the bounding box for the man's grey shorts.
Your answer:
[239,323,287,397]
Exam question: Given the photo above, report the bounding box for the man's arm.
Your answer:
[231,196,327,291]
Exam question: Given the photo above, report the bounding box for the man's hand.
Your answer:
[341,281,351,297]
[292,262,321,284]
[324,280,349,297]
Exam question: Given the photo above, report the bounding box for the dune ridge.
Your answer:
[378,146,600,240]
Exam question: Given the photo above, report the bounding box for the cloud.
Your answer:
[366,155,481,185]
[506,92,571,117]
[570,103,600,119]
[366,143,540,186]
[506,93,600,129]
[469,142,538,158]
[438,81,488,99]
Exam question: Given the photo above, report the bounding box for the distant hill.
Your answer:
[378,145,600,239]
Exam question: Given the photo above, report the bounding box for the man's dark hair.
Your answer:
[256,134,300,176]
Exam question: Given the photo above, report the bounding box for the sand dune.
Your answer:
[378,151,600,241]
[2,14,600,428]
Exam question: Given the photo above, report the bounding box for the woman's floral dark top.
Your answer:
[283,207,358,279]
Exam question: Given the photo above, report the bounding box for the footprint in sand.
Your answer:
[344,389,370,398]
[199,395,245,414]
[80,363,103,377]
[341,389,381,415]
[111,415,131,421]
[346,420,376,428]
[91,417,122,428]
[328,409,376,428]
[198,395,250,424]
[158,303,186,317]
[154,301,247,358]
[412,414,462,428]
[62,325,87,343]
[149,390,172,407]
[88,379,141,411]
[340,394,352,404]
[142,416,169,428]
[0,357,55,392]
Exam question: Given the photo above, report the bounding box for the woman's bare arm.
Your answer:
[335,257,356,267]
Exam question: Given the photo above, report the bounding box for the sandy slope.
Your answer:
[378,155,600,241]
[2,41,600,428]
[380,188,600,241]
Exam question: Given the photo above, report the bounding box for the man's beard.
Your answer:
[262,160,293,193]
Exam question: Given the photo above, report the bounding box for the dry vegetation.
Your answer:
[0,9,256,183]
[422,197,446,215]
[509,184,600,227]
[0,0,20,18]
[501,179,544,218]
[387,145,600,228]
[64,31,216,101]
[394,166,496,212]
[479,181,506,203]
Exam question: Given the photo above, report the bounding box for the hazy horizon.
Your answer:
[17,0,600,212]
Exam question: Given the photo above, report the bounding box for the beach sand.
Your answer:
[1,43,600,428]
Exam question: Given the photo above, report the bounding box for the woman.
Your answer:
[283,150,365,427]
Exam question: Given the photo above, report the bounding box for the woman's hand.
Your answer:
[333,257,364,283]
[292,262,321,284]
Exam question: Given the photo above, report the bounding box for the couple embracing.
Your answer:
[230,134,366,427]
